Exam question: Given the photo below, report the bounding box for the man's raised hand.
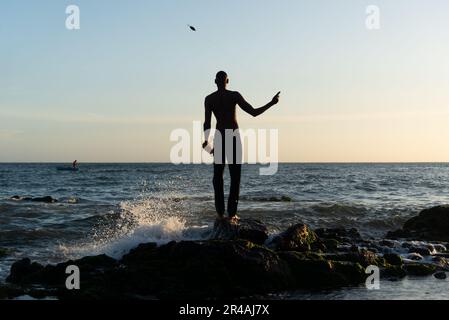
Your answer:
[271,91,281,105]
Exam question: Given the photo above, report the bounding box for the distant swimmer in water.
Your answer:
[72,160,78,169]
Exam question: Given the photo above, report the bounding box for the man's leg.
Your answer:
[213,163,226,217]
[227,164,241,217]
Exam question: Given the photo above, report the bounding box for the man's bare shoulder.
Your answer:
[205,91,218,100]
[223,90,242,100]
[205,90,241,103]
[230,91,242,98]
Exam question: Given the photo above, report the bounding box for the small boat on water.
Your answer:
[56,167,79,172]
[57,160,79,172]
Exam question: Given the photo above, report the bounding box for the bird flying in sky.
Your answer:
[188,25,197,31]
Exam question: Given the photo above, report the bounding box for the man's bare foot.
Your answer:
[229,215,240,223]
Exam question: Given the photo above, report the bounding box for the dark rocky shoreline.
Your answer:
[1,205,449,300]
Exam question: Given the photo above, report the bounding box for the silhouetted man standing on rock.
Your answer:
[203,71,280,221]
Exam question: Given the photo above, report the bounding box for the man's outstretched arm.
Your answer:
[237,92,280,117]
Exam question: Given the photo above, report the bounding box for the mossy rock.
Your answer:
[122,240,293,299]
[327,250,386,268]
[0,248,11,258]
[281,251,325,261]
[0,284,24,299]
[404,263,436,276]
[315,228,361,242]
[433,272,447,280]
[119,243,158,265]
[388,205,449,242]
[381,265,407,279]
[279,251,335,288]
[383,253,403,266]
[322,239,340,251]
[279,251,365,288]
[331,261,366,285]
[210,218,268,245]
[268,223,318,252]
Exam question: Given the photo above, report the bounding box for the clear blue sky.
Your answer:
[1,0,449,162]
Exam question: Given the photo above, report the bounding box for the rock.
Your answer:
[72,254,117,271]
[432,256,449,269]
[426,244,436,254]
[326,249,385,268]
[322,239,340,251]
[210,218,268,245]
[404,263,436,276]
[383,253,403,266]
[0,284,24,300]
[310,241,327,253]
[10,195,57,203]
[6,235,371,300]
[433,272,447,280]
[7,255,116,286]
[379,240,395,248]
[433,244,447,253]
[401,242,412,249]
[367,247,379,253]
[407,253,423,261]
[262,196,293,202]
[387,205,449,242]
[6,258,45,284]
[120,242,158,265]
[381,265,407,279]
[315,228,361,242]
[0,247,11,258]
[331,261,366,285]
[408,247,432,256]
[10,195,32,201]
[268,223,318,252]
[9,219,431,300]
[119,240,293,299]
[386,229,412,240]
[14,240,292,300]
[278,251,335,287]
[31,196,57,203]
[278,251,365,288]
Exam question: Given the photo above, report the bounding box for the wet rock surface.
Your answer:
[3,209,449,300]
[268,223,318,252]
[433,271,447,280]
[210,218,268,245]
[10,195,57,203]
[387,205,449,242]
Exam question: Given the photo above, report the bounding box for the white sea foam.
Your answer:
[59,195,210,260]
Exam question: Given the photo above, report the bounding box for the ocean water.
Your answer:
[1,163,449,299]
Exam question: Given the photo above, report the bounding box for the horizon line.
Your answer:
[1,161,449,165]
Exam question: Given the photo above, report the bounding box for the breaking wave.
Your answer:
[59,195,210,260]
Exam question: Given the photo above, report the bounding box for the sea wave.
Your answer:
[363,216,409,230]
[240,195,293,202]
[0,203,15,211]
[59,195,210,260]
[4,195,93,205]
[0,229,72,243]
[309,203,369,216]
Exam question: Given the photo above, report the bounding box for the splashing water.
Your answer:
[59,194,210,260]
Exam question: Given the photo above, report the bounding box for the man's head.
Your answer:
[215,71,229,89]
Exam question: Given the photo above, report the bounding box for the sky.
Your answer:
[1,0,449,162]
